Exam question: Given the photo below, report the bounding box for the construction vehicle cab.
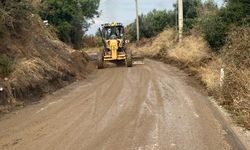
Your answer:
[97,22,132,69]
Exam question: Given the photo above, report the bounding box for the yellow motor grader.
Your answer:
[97,22,132,69]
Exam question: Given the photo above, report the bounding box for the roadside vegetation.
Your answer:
[38,0,100,49]
[126,0,204,42]
[0,0,249,130]
[126,9,176,41]
[0,54,12,77]
[0,0,98,111]
[130,0,250,129]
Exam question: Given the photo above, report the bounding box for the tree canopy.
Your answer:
[126,9,176,41]
[39,0,100,49]
[126,0,203,41]
[200,0,250,50]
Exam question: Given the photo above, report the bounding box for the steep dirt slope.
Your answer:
[0,9,91,111]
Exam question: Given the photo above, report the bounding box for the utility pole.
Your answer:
[175,0,178,31]
[135,0,140,42]
[178,0,183,42]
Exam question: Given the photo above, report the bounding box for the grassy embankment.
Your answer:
[131,27,250,129]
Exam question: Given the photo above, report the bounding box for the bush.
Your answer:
[126,0,205,41]
[182,0,202,30]
[200,0,250,50]
[0,30,3,38]
[39,0,100,49]
[0,0,33,35]
[0,54,12,76]
[126,9,176,41]
[200,14,228,50]
[82,35,102,48]
[57,22,72,43]
[220,0,250,26]
[220,27,250,128]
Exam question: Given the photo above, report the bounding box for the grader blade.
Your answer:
[133,55,144,65]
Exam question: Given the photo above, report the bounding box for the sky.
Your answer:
[87,0,224,35]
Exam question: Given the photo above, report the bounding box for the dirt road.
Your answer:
[0,59,247,150]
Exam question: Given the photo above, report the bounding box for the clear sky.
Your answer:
[87,0,224,35]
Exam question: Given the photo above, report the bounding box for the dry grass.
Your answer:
[133,29,210,65]
[30,0,41,7]
[168,35,210,63]
[0,9,90,108]
[131,29,177,57]
[134,27,250,129]
[220,27,250,129]
[11,58,59,87]
[199,57,222,92]
[221,27,250,103]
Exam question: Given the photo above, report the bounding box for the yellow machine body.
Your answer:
[97,22,132,69]
[104,39,126,61]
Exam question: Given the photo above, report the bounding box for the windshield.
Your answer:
[103,26,124,39]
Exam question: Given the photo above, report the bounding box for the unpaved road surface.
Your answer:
[0,59,247,150]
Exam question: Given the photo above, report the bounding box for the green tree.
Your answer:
[200,14,228,50]
[200,0,250,50]
[174,0,202,30]
[126,9,176,41]
[219,0,250,25]
[126,0,203,41]
[0,54,12,76]
[39,0,100,49]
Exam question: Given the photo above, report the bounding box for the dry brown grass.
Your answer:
[219,27,250,129]
[199,56,222,92]
[30,0,41,7]
[168,35,210,63]
[134,27,250,129]
[11,58,59,87]
[131,29,177,57]
[0,9,90,108]
[133,29,210,66]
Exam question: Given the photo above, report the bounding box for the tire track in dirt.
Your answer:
[0,59,247,150]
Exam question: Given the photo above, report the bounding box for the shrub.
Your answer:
[220,0,250,26]
[126,9,176,41]
[221,27,250,104]
[0,0,33,35]
[0,54,12,76]
[182,0,202,30]
[219,27,250,129]
[200,0,250,50]
[200,13,228,50]
[39,0,100,49]
[126,0,205,41]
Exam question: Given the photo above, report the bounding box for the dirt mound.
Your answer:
[0,7,91,111]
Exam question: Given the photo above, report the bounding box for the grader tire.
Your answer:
[97,50,104,69]
[126,49,132,67]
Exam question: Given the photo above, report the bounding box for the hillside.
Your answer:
[0,1,92,111]
[132,28,250,129]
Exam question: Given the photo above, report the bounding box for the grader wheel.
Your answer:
[126,49,132,67]
[97,50,104,69]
